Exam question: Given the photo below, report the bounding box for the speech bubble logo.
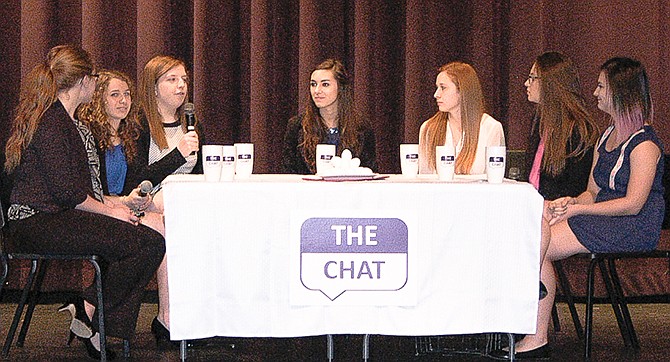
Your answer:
[300,217,408,301]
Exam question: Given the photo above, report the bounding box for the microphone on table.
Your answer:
[138,180,153,197]
[184,102,196,132]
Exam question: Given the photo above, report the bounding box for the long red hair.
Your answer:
[420,62,485,174]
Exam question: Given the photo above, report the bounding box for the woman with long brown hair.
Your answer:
[419,62,504,175]
[282,58,376,174]
[4,45,165,359]
[524,51,599,199]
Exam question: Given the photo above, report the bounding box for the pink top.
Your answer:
[529,138,545,190]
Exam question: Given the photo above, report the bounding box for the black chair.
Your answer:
[555,249,670,360]
[0,200,130,361]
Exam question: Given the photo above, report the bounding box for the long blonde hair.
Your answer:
[420,62,485,174]
[5,45,94,172]
[137,55,190,149]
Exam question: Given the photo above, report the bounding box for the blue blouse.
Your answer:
[106,144,128,195]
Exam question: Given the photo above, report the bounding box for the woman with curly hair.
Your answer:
[282,58,377,174]
[418,61,505,175]
[76,68,176,348]
[78,70,144,194]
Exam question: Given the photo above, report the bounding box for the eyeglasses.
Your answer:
[527,74,541,83]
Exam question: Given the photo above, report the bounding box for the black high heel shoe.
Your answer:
[76,332,117,360]
[151,317,192,351]
[489,343,551,360]
[151,317,181,350]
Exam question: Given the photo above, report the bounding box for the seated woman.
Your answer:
[524,51,599,198]
[282,58,377,174]
[502,57,664,359]
[3,45,165,359]
[419,62,505,175]
[136,55,203,348]
[77,70,162,221]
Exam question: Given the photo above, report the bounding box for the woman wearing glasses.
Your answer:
[3,45,165,359]
[524,51,599,200]
[418,61,505,175]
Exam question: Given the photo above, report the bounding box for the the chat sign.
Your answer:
[300,217,408,301]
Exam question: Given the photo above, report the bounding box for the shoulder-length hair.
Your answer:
[600,57,652,139]
[77,70,142,163]
[420,62,485,174]
[300,59,363,171]
[534,51,598,176]
[5,44,95,172]
[137,55,190,149]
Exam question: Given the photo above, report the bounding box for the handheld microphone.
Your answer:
[184,102,196,132]
[138,180,153,197]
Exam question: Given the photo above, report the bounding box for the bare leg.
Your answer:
[84,300,95,321]
[148,190,164,213]
[137,211,169,328]
[516,220,588,352]
[156,256,170,328]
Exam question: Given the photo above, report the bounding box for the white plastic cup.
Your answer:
[436,145,455,181]
[315,144,336,175]
[399,144,419,177]
[220,145,236,181]
[486,146,506,184]
[234,143,254,179]
[202,145,224,182]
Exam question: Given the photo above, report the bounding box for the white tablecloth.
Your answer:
[163,174,544,340]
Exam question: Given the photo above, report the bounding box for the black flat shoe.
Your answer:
[489,344,551,360]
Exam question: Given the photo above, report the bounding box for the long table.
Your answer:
[163,174,543,342]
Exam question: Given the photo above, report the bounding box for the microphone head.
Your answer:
[139,180,153,196]
[183,102,195,115]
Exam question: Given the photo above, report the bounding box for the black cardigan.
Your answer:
[525,119,594,200]
[281,114,377,174]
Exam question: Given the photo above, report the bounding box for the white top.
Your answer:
[148,122,197,174]
[418,113,505,174]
